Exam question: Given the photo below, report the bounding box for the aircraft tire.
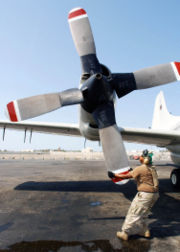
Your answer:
[170,169,180,188]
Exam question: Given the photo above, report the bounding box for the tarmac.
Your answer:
[0,159,179,251]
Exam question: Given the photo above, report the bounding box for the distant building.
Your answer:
[82,147,93,153]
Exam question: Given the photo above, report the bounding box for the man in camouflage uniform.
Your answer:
[114,150,159,241]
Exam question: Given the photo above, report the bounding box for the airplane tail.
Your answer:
[152,91,180,130]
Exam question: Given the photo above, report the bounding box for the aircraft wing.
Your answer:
[0,120,81,137]
[120,127,180,147]
[0,120,179,147]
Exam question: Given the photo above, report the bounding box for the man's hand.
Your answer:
[108,168,133,180]
[108,171,115,179]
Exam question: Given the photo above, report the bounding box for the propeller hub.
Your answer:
[80,73,114,113]
[95,73,102,80]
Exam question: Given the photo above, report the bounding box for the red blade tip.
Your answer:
[174,62,180,75]
[68,8,86,20]
[7,101,18,122]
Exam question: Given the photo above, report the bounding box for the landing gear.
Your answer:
[170,169,180,188]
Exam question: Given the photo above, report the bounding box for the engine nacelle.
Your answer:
[79,106,99,141]
[167,145,180,166]
[170,152,180,166]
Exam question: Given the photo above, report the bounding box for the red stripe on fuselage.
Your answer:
[112,170,130,183]
[68,8,86,19]
[7,102,18,122]
[174,62,180,76]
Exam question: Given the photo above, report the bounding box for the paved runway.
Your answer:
[0,159,179,251]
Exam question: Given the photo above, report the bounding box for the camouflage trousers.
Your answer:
[122,191,159,235]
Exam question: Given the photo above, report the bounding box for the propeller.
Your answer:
[68,7,102,74]
[6,88,83,122]
[112,62,180,98]
[6,7,180,185]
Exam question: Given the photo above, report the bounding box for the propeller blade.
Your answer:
[134,61,180,89]
[68,7,101,74]
[111,62,180,98]
[100,125,130,185]
[92,102,130,185]
[111,73,136,99]
[6,88,83,122]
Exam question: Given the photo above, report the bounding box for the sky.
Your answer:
[0,0,180,151]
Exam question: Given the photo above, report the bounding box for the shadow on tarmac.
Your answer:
[150,190,180,238]
[14,179,180,241]
[0,223,13,233]
[0,239,151,252]
[14,180,137,208]
[14,180,136,200]
[14,178,180,195]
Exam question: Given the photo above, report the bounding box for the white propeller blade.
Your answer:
[68,7,101,74]
[100,125,130,185]
[68,7,96,57]
[6,89,83,122]
[134,61,180,89]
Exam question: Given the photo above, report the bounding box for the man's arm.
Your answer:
[114,172,133,180]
